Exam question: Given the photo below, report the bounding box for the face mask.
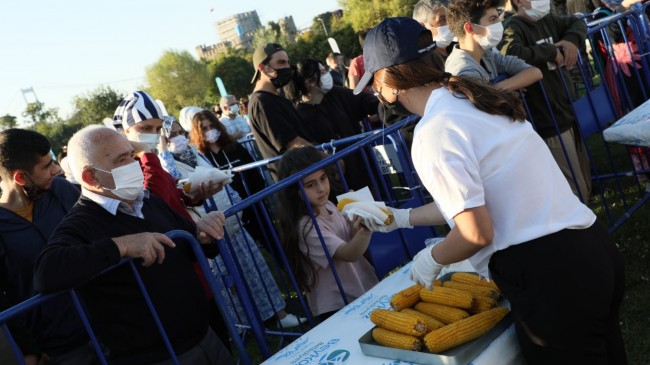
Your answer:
[21,173,48,201]
[228,104,240,115]
[433,25,455,48]
[379,97,411,125]
[473,22,504,50]
[320,72,334,93]
[269,67,294,88]
[94,161,144,201]
[524,0,550,21]
[169,135,189,154]
[204,129,221,143]
[129,131,159,151]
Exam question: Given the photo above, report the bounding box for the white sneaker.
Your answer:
[278,313,307,328]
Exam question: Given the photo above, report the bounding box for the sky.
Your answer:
[0,0,341,124]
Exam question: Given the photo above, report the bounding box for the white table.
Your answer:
[603,98,650,147]
[261,261,524,365]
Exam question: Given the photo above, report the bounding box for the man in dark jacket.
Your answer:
[34,125,233,365]
[0,129,95,364]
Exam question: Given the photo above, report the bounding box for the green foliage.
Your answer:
[22,101,60,126]
[32,120,83,154]
[0,115,17,130]
[340,0,419,31]
[207,54,255,101]
[68,86,124,127]
[145,50,211,116]
[251,22,285,50]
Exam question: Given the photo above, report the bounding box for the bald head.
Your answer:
[67,125,132,187]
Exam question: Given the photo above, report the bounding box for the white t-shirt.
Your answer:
[412,88,596,277]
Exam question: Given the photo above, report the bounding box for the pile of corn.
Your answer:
[369,272,510,353]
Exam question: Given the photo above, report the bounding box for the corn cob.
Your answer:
[419,287,474,309]
[336,198,394,225]
[469,295,497,314]
[442,281,500,300]
[450,272,501,293]
[433,280,442,287]
[372,327,422,351]
[370,309,427,336]
[414,302,470,324]
[423,307,509,353]
[390,284,423,311]
[400,308,445,332]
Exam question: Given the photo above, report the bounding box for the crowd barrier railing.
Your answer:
[0,231,254,365]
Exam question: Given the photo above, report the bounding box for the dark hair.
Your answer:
[276,146,334,291]
[447,0,501,37]
[0,129,51,178]
[189,110,236,155]
[284,59,322,104]
[510,0,520,12]
[373,31,526,123]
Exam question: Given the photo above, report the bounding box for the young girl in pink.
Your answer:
[277,147,378,321]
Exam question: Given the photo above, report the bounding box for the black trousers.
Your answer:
[489,222,627,365]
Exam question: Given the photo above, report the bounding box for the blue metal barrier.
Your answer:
[0,231,252,365]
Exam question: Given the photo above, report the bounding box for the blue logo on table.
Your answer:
[318,349,350,364]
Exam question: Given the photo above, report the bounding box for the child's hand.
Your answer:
[350,216,371,236]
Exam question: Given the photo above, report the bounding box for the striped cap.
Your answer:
[112,91,163,130]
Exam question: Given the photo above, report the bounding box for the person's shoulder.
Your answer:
[49,177,81,203]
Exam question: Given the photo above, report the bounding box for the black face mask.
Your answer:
[270,67,294,89]
[379,98,411,125]
[22,173,48,201]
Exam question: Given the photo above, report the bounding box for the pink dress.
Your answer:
[298,201,378,316]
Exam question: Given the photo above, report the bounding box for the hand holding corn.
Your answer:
[365,206,413,232]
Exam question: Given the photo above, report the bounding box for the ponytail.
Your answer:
[445,75,527,122]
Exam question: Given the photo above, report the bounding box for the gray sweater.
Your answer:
[445,46,531,83]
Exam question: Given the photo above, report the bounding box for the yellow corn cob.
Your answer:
[442,281,500,300]
[370,309,427,336]
[390,284,423,311]
[414,302,470,325]
[336,198,394,224]
[423,307,509,353]
[433,280,442,287]
[450,272,501,293]
[372,327,422,351]
[400,308,445,332]
[469,295,497,314]
[419,287,474,309]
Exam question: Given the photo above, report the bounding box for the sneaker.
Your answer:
[278,313,307,328]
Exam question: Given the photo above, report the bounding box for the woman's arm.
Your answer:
[408,202,447,227]
[431,205,494,265]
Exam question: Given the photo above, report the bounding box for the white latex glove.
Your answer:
[409,246,445,289]
[365,207,413,233]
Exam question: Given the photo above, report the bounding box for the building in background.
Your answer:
[216,11,261,49]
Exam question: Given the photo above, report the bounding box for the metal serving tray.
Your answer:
[358,311,512,365]
[359,271,511,365]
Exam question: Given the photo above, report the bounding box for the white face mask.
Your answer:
[129,131,159,151]
[525,0,550,21]
[204,129,221,143]
[433,25,455,48]
[473,22,504,50]
[168,135,189,154]
[320,72,334,93]
[95,160,144,201]
[228,104,240,115]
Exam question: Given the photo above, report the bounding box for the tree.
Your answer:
[340,0,419,31]
[68,86,124,127]
[22,101,60,126]
[0,115,17,130]
[251,22,285,50]
[145,50,211,116]
[207,55,255,101]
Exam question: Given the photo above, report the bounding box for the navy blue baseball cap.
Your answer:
[353,17,436,95]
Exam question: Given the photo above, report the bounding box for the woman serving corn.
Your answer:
[358,17,626,365]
